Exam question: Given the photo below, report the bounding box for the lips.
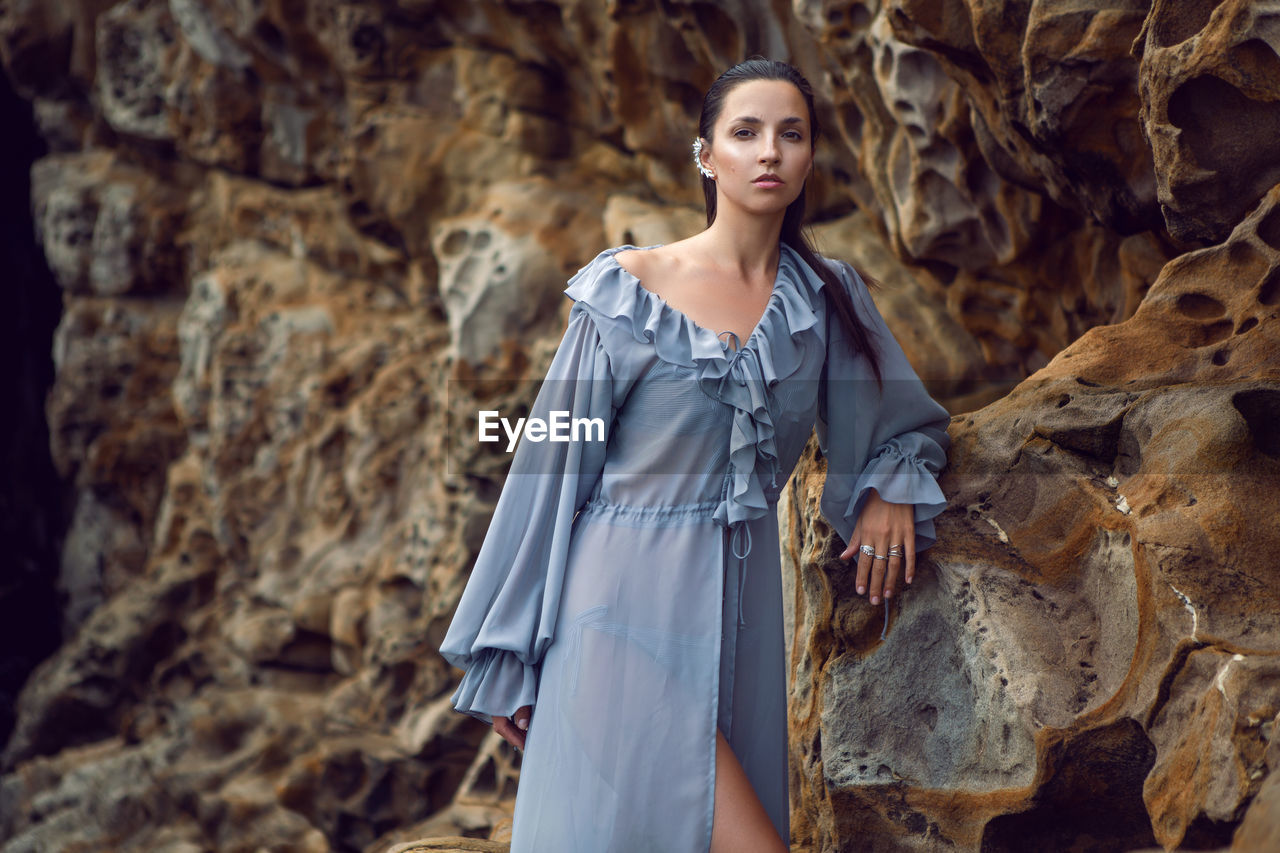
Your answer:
[753,173,783,184]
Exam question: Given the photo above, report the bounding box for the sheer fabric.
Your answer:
[438,243,950,852]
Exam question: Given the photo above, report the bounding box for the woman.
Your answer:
[438,58,950,852]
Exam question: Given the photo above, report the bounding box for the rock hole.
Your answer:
[1175,292,1225,318]
[441,229,468,256]
[1232,388,1280,457]
[1211,348,1230,365]
[1195,319,1233,347]
[255,20,286,56]
[839,101,864,147]
[1258,203,1280,251]
[351,23,384,61]
[1056,394,1071,408]
[472,231,492,250]
[1168,75,1280,242]
[1260,269,1280,306]
[1237,316,1258,334]
[1149,0,1225,48]
[878,47,893,80]
[980,719,1157,852]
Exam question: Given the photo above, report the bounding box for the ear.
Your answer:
[696,136,716,179]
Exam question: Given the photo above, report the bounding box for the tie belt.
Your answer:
[729,521,751,628]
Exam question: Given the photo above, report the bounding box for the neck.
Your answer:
[700,203,786,279]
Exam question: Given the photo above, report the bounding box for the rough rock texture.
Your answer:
[784,183,1280,852]
[1136,0,1280,245]
[1,1,1278,852]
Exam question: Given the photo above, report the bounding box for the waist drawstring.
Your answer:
[730,522,751,628]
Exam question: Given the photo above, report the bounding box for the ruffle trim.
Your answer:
[844,446,949,549]
[564,243,829,530]
[448,647,539,724]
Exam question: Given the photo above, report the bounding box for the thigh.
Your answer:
[710,728,789,853]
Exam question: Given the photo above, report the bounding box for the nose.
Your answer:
[759,135,780,165]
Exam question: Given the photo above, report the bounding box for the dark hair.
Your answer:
[697,58,883,385]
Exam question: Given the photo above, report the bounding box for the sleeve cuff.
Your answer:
[845,446,948,552]
[448,647,540,725]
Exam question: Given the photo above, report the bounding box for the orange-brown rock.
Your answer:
[783,182,1280,852]
[1136,0,1280,244]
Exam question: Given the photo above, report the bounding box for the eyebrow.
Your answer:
[732,116,806,126]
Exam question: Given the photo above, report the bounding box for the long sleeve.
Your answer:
[816,260,951,552]
[438,305,615,723]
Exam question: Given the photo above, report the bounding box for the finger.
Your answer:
[869,543,888,604]
[514,705,532,732]
[842,522,863,561]
[856,548,872,596]
[883,551,902,600]
[493,717,526,750]
[905,535,917,585]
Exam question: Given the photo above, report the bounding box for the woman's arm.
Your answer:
[816,259,950,605]
[439,305,616,740]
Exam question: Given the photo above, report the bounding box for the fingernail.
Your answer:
[884,590,892,599]
[517,718,528,731]
[871,596,879,605]
[857,586,866,595]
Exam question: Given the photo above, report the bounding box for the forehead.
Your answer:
[718,79,808,122]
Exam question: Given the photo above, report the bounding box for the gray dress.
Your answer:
[438,243,950,852]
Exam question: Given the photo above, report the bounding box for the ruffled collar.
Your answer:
[563,241,827,374]
[564,241,831,531]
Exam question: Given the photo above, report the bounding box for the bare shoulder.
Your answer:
[614,239,698,286]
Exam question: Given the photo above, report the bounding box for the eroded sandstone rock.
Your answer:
[783,180,1280,853]
[1136,0,1280,244]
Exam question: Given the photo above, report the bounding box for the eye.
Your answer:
[733,128,755,138]
[783,130,804,141]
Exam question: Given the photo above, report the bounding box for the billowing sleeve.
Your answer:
[815,260,951,552]
[438,304,615,724]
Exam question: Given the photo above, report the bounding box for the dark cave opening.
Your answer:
[0,67,69,751]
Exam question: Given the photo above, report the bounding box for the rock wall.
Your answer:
[0,1,1276,852]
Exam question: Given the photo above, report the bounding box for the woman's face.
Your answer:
[701,79,814,217]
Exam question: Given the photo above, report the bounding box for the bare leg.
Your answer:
[710,728,788,853]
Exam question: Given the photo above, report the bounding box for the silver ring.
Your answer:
[859,544,876,557]
[887,545,904,557]
[874,553,888,561]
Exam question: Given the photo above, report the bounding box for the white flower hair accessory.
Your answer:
[692,137,714,179]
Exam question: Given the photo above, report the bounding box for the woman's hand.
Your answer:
[839,489,916,605]
[494,705,532,749]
